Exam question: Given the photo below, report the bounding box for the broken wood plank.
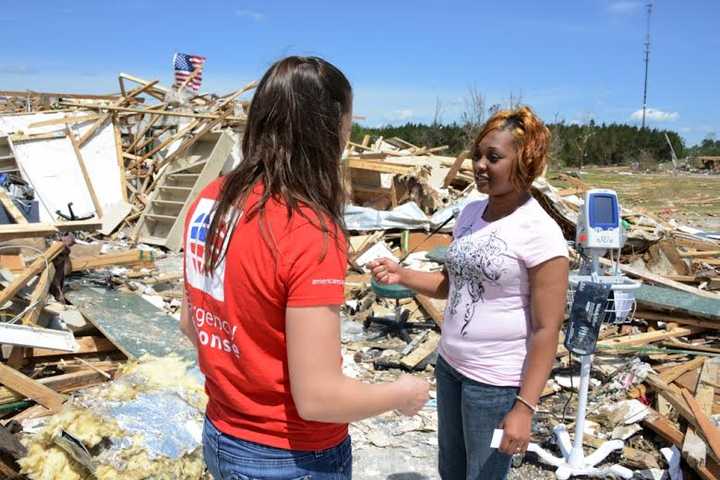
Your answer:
[0,191,27,224]
[0,242,64,308]
[54,219,103,233]
[347,158,416,175]
[0,223,58,241]
[442,151,469,188]
[659,356,705,384]
[643,408,720,480]
[557,325,705,357]
[70,249,156,272]
[687,359,719,469]
[22,263,54,325]
[31,336,116,358]
[0,363,64,411]
[0,368,115,405]
[682,388,720,461]
[415,294,444,328]
[400,331,439,369]
[605,259,720,300]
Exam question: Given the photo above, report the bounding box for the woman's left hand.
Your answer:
[498,404,533,455]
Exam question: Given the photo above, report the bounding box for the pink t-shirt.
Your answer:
[438,197,568,387]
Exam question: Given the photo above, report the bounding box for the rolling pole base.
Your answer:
[527,425,632,479]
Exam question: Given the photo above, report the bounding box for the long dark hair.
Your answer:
[203,56,352,272]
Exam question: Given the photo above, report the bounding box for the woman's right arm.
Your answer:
[368,258,449,299]
[286,305,429,423]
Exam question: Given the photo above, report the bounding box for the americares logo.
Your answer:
[185,198,233,302]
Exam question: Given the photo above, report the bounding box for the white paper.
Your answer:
[490,428,503,448]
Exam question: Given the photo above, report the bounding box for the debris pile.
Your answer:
[1,73,720,479]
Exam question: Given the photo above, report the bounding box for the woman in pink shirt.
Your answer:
[370,106,569,479]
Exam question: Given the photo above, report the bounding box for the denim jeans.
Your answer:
[436,355,519,480]
[203,417,352,480]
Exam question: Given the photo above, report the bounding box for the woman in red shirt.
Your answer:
[181,56,428,480]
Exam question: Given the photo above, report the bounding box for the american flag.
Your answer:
[173,52,206,91]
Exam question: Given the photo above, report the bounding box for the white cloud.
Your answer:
[608,1,645,14]
[392,109,414,120]
[630,108,678,122]
[235,9,265,21]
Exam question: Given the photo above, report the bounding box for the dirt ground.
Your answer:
[548,166,720,231]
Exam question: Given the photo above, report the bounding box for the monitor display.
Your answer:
[589,195,616,226]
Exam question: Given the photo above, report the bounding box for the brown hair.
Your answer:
[202,56,352,272]
[472,106,550,191]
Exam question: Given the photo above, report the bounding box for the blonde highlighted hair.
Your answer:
[472,106,550,191]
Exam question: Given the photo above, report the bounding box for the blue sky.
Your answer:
[3,0,718,145]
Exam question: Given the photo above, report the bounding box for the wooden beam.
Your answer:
[0,363,64,411]
[660,357,705,384]
[643,409,720,480]
[637,310,719,330]
[0,242,64,308]
[66,126,103,218]
[347,158,416,175]
[601,257,719,300]
[112,116,128,202]
[31,336,115,358]
[60,103,245,122]
[54,219,103,232]
[683,388,720,461]
[22,263,54,326]
[0,223,58,241]
[0,191,28,224]
[415,294,444,328]
[70,249,155,272]
[0,369,114,405]
[28,113,100,128]
[557,325,704,357]
[443,151,469,188]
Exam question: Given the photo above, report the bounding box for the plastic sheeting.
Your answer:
[344,190,485,232]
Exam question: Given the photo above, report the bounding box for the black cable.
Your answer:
[561,352,575,425]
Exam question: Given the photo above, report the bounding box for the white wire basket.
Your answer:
[566,273,642,324]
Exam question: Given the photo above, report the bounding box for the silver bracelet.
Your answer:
[515,395,538,414]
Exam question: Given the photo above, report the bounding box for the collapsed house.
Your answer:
[0,76,719,479]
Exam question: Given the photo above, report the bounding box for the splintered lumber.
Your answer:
[415,294,444,328]
[683,388,720,460]
[70,249,156,272]
[54,219,103,233]
[31,336,115,358]
[0,191,27,224]
[0,223,58,241]
[400,331,439,369]
[637,310,720,330]
[0,242,64,308]
[0,369,115,405]
[22,263,54,325]
[659,357,706,384]
[684,359,719,469]
[0,363,64,411]
[347,158,416,175]
[604,258,720,300]
[643,408,720,480]
[442,151,470,188]
[557,325,704,357]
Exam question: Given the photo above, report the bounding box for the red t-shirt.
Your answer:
[183,179,348,451]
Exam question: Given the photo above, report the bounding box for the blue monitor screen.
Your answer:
[589,195,617,226]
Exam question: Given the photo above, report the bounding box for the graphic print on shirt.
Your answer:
[185,198,236,302]
[446,231,508,336]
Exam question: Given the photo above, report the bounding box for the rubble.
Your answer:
[1,72,720,479]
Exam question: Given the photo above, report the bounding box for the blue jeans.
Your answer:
[436,355,519,480]
[203,417,352,480]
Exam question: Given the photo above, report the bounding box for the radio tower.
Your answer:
[641,2,653,129]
